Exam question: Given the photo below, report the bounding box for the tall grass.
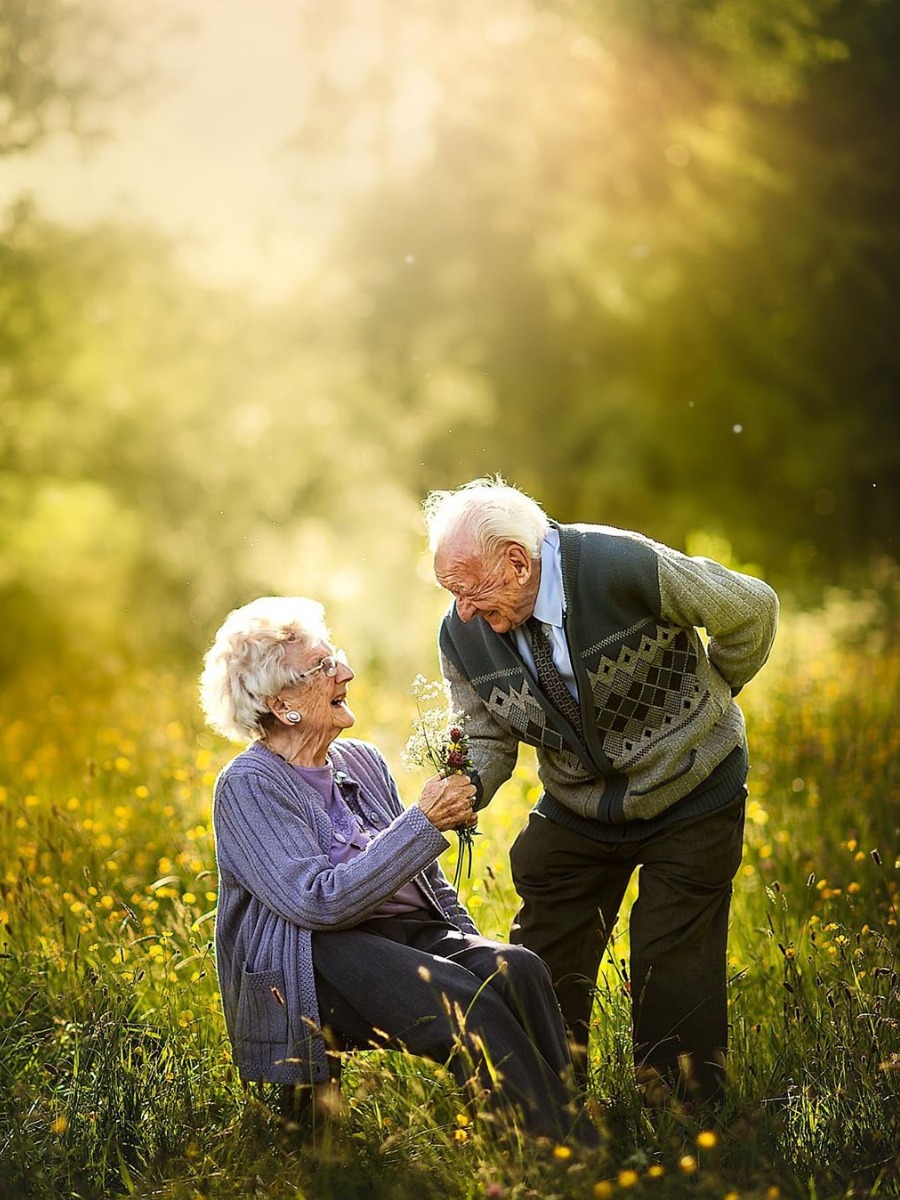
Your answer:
[1,586,898,1199]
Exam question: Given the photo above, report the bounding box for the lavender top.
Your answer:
[291,762,427,914]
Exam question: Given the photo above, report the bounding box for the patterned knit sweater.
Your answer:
[440,523,779,824]
[212,739,478,1085]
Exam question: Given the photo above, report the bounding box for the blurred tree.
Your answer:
[576,0,900,577]
[0,204,446,679]
[286,0,900,584]
[0,0,131,155]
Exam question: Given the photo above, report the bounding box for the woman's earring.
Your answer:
[285,710,302,725]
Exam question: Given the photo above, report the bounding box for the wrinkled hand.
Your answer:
[416,773,478,833]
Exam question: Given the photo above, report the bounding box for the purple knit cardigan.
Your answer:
[212,738,478,1084]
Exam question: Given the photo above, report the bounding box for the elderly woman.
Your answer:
[199,596,595,1144]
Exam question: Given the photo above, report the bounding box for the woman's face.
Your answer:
[278,638,356,744]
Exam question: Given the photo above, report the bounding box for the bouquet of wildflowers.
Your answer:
[402,675,478,892]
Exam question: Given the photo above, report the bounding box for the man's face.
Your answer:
[434,534,540,633]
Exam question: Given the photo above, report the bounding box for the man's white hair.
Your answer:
[199,596,329,743]
[423,475,550,560]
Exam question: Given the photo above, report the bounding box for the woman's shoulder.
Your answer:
[329,738,388,774]
[216,742,286,786]
[216,740,386,777]
[215,739,393,798]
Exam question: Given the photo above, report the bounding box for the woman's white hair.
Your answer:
[423,475,550,561]
[199,596,329,743]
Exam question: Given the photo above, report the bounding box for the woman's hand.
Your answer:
[416,773,478,832]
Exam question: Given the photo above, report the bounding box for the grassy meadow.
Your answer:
[1,585,898,1200]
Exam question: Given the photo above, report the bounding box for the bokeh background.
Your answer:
[2,0,899,687]
[2,6,900,1195]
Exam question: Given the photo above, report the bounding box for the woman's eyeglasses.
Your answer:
[289,649,349,685]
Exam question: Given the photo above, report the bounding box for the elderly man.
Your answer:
[424,477,778,1108]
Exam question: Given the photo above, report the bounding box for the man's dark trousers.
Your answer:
[508,789,746,1104]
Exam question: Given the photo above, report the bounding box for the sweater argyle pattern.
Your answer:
[440,523,778,824]
[212,738,478,1085]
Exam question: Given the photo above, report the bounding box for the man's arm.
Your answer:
[654,547,779,692]
[441,649,520,809]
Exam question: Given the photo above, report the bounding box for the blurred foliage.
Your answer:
[0,0,134,154]
[291,0,899,571]
[1,0,899,678]
[0,205,445,682]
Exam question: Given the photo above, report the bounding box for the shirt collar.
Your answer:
[532,527,564,628]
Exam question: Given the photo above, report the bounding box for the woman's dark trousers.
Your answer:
[310,911,595,1143]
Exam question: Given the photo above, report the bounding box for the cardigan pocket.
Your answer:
[236,963,289,1044]
[630,749,697,797]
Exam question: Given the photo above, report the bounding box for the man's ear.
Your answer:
[506,541,535,582]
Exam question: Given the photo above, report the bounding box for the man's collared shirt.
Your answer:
[512,527,578,698]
